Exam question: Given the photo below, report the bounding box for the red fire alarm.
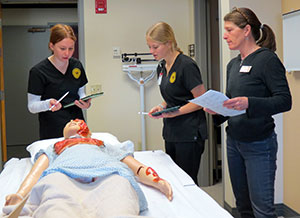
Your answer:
[95,0,107,14]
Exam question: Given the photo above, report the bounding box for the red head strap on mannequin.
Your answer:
[54,138,104,155]
[74,119,90,137]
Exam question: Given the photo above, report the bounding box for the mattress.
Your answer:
[0,133,233,218]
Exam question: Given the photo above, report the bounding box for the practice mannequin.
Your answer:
[4,119,172,217]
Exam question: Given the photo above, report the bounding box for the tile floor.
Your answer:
[201,181,223,207]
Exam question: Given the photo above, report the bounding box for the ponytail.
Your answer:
[257,24,276,52]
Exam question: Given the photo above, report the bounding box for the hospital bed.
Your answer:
[0,133,233,218]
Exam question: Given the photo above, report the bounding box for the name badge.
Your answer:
[158,73,162,85]
[240,65,252,73]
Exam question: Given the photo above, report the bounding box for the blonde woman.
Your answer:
[146,22,207,185]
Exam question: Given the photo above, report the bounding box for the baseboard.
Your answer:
[276,204,300,217]
[224,202,300,217]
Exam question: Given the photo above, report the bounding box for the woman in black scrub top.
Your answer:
[146,22,207,185]
[27,24,91,140]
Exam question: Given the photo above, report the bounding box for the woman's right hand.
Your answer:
[5,194,23,206]
[148,105,163,119]
[204,107,218,115]
[49,98,62,112]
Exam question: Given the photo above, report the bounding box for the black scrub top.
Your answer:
[28,57,88,139]
[158,54,207,142]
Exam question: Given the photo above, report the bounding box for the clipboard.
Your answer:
[151,106,180,116]
[63,92,104,108]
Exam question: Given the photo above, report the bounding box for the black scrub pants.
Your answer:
[165,139,205,185]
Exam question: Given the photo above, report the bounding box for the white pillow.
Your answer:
[91,132,134,153]
[91,132,121,145]
[26,132,134,163]
[26,137,64,164]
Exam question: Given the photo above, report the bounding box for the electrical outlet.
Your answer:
[90,84,102,94]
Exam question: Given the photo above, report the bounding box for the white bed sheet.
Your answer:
[0,150,232,218]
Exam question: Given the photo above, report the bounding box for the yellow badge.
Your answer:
[72,68,81,79]
[169,72,176,83]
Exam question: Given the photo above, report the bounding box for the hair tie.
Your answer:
[260,24,264,30]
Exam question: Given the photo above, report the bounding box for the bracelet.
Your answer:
[16,193,24,200]
[158,104,164,109]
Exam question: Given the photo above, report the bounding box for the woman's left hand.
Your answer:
[160,110,179,118]
[223,97,248,110]
[75,98,91,109]
[148,108,180,119]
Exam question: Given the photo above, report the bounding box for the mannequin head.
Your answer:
[63,119,91,139]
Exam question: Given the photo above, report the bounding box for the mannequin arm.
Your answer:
[122,155,173,201]
[5,154,49,206]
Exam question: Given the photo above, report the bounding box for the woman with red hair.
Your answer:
[27,24,91,140]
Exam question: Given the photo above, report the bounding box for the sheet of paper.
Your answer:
[189,90,246,117]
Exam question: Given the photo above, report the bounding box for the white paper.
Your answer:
[190,90,246,117]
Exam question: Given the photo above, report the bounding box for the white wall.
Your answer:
[219,0,283,208]
[219,0,233,207]
[82,0,195,151]
[2,1,194,152]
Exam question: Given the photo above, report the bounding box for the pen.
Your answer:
[138,112,149,115]
[49,91,69,111]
